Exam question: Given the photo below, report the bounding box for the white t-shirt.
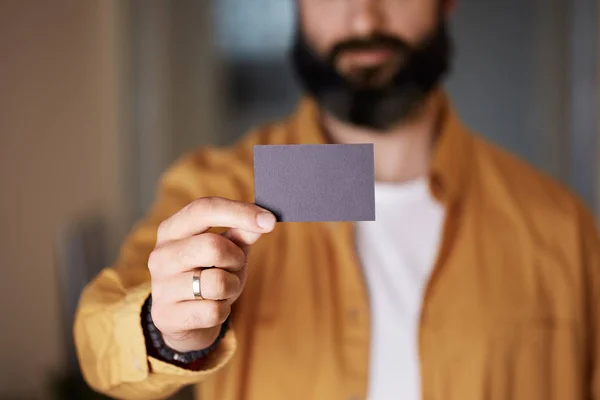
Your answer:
[355,177,445,400]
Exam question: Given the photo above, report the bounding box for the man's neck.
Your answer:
[323,93,442,183]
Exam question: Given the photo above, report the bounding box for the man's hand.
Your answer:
[148,197,276,352]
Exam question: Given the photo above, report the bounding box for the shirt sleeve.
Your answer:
[581,206,600,399]
[73,155,237,400]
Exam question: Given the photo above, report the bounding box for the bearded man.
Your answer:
[75,1,600,399]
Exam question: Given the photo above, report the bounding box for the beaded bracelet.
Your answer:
[142,295,230,365]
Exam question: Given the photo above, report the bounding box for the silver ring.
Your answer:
[192,270,204,299]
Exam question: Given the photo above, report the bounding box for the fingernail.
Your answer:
[256,212,276,230]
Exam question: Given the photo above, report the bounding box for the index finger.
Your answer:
[156,197,276,245]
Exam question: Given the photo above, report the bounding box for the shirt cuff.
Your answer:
[114,282,237,386]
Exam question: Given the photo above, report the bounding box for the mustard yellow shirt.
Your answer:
[74,96,600,400]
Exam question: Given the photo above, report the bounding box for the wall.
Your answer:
[169,0,223,153]
[598,0,600,222]
[446,0,567,179]
[130,0,221,218]
[448,0,599,209]
[0,1,129,398]
[566,0,599,209]
[210,0,572,185]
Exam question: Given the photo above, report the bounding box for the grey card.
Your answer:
[254,144,375,222]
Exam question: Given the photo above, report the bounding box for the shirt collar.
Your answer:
[289,91,473,205]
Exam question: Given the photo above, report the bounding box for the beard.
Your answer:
[290,21,453,131]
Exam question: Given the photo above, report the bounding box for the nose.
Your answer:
[350,0,383,37]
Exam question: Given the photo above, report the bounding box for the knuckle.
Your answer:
[151,305,170,333]
[203,302,221,326]
[179,198,206,225]
[190,196,217,215]
[175,237,196,267]
[156,219,171,242]
[234,246,247,267]
[202,233,227,263]
[202,196,220,212]
[182,311,202,331]
[151,281,168,303]
[147,248,164,274]
[202,232,222,250]
[183,199,200,216]
[203,301,229,326]
[220,302,232,322]
[212,271,229,298]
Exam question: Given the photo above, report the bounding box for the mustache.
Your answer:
[329,34,411,63]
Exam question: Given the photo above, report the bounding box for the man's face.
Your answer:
[298,0,441,90]
[292,0,453,130]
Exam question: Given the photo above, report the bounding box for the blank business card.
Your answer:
[254,144,375,222]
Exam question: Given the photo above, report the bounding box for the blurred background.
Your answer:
[0,0,598,398]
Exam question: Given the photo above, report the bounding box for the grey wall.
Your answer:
[436,0,599,209]
[130,0,222,217]
[567,0,599,209]
[213,0,571,181]
[131,0,597,212]
[446,0,541,166]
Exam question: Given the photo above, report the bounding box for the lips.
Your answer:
[339,48,395,65]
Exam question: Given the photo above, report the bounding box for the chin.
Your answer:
[339,67,400,89]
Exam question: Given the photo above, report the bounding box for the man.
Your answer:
[74,0,600,399]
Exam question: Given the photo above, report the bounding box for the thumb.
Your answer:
[223,212,276,254]
[223,229,262,257]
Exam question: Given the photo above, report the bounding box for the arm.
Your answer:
[73,157,237,400]
[582,206,600,399]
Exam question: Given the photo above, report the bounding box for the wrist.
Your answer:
[163,324,222,353]
[141,295,229,367]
